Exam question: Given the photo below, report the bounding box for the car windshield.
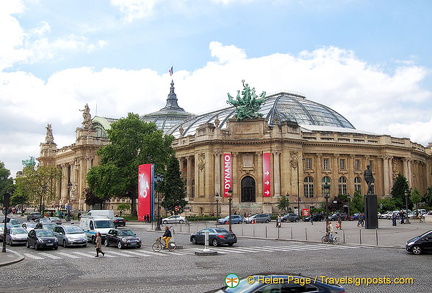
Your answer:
[117,230,135,236]
[36,230,54,237]
[50,217,60,221]
[11,228,27,235]
[25,223,37,228]
[43,224,56,230]
[9,219,20,225]
[64,226,84,234]
[94,220,114,228]
[214,228,229,233]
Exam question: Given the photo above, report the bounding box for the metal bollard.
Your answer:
[203,230,210,252]
[359,229,362,245]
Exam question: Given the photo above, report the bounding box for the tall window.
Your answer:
[338,176,347,195]
[339,159,346,170]
[354,159,360,171]
[305,158,312,169]
[323,158,330,170]
[304,176,314,198]
[322,176,331,195]
[354,177,362,193]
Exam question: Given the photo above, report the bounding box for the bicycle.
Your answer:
[152,236,176,252]
[321,232,339,244]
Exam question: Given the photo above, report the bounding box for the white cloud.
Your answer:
[209,41,247,64]
[111,0,161,23]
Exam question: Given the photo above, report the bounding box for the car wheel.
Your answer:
[179,220,184,224]
[117,241,123,249]
[34,244,38,250]
[54,246,58,250]
[163,220,167,224]
[63,240,68,248]
[412,245,422,255]
[137,245,141,249]
[212,239,219,247]
[105,240,110,247]
[228,243,234,247]
[191,237,197,245]
[265,219,270,223]
[26,241,30,248]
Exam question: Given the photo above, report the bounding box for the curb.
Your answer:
[0,249,25,267]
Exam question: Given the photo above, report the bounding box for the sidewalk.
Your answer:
[0,248,24,267]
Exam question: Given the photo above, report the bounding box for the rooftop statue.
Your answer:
[45,123,54,143]
[227,80,266,120]
[22,156,36,168]
[80,103,92,129]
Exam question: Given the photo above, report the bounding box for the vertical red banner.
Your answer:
[223,153,232,197]
[138,164,153,221]
[263,152,271,197]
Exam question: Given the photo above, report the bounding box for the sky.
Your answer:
[1,0,432,178]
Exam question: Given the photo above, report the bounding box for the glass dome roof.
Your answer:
[166,92,355,137]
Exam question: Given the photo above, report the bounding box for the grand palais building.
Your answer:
[37,80,432,216]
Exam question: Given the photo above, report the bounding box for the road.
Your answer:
[1,221,431,292]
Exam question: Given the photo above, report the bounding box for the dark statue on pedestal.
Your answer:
[364,165,374,195]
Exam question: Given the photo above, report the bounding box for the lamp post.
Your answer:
[67,182,73,220]
[40,185,47,217]
[228,189,233,232]
[215,193,221,219]
[291,158,301,217]
[347,193,351,219]
[323,182,330,233]
[2,192,11,253]
[154,174,164,231]
[405,188,411,224]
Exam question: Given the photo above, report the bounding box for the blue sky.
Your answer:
[1,0,432,177]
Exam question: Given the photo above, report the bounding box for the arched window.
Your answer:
[354,177,362,193]
[338,176,347,195]
[304,176,314,198]
[322,176,331,196]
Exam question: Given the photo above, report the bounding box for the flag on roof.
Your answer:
[169,66,173,76]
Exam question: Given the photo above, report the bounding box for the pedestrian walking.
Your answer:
[399,210,405,224]
[95,232,105,257]
[276,214,281,228]
[337,214,342,230]
[310,214,313,225]
[391,212,397,226]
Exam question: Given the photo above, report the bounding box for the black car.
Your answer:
[113,217,126,227]
[303,214,324,222]
[281,213,300,222]
[406,230,432,255]
[328,213,349,221]
[27,212,43,221]
[105,228,141,249]
[27,229,59,250]
[206,274,345,293]
[190,228,237,247]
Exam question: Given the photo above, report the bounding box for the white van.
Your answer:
[86,210,114,220]
[79,217,115,243]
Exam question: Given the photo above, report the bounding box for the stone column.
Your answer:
[187,156,193,199]
[256,152,263,199]
[273,150,281,197]
[214,152,221,195]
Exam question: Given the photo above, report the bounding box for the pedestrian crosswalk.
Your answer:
[20,243,361,261]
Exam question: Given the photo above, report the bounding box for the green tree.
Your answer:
[349,191,364,214]
[20,165,61,214]
[410,188,422,211]
[161,155,187,214]
[423,187,432,207]
[390,174,409,209]
[277,194,290,214]
[0,161,14,203]
[378,197,398,212]
[117,203,131,215]
[87,113,174,217]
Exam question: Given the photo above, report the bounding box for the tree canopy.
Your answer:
[390,173,409,209]
[87,113,174,217]
[160,155,187,214]
[0,161,14,204]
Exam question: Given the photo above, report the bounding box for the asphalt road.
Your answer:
[1,221,431,293]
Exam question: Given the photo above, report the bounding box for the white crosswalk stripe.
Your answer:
[21,243,361,261]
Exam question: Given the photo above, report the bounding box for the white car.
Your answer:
[162,215,187,224]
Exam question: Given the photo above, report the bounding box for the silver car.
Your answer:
[6,227,28,245]
[53,225,88,247]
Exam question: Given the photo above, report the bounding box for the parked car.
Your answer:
[6,227,28,246]
[206,274,345,293]
[48,217,62,225]
[35,222,57,231]
[303,214,324,222]
[27,212,43,221]
[328,212,348,221]
[105,228,141,249]
[1,218,20,228]
[244,213,271,223]
[53,225,88,248]
[406,230,432,255]
[281,213,300,222]
[0,226,4,242]
[217,215,243,224]
[113,217,126,227]
[21,222,37,232]
[162,215,187,224]
[190,228,237,247]
[27,229,59,250]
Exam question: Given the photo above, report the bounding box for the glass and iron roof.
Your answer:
[166,92,355,137]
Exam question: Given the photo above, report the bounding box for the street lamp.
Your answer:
[215,193,221,219]
[228,189,233,232]
[347,193,351,219]
[405,188,411,224]
[41,185,47,217]
[323,182,330,233]
[2,192,11,253]
[154,174,164,231]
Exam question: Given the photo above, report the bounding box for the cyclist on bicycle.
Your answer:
[327,221,334,241]
[162,226,172,249]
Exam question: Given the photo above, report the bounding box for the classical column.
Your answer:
[60,164,69,204]
[256,152,263,199]
[316,153,322,196]
[382,156,390,196]
[348,155,355,195]
[273,150,281,197]
[187,156,193,199]
[214,152,222,195]
[232,152,238,201]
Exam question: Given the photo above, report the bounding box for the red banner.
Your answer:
[138,164,153,221]
[223,153,232,197]
[263,152,271,197]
